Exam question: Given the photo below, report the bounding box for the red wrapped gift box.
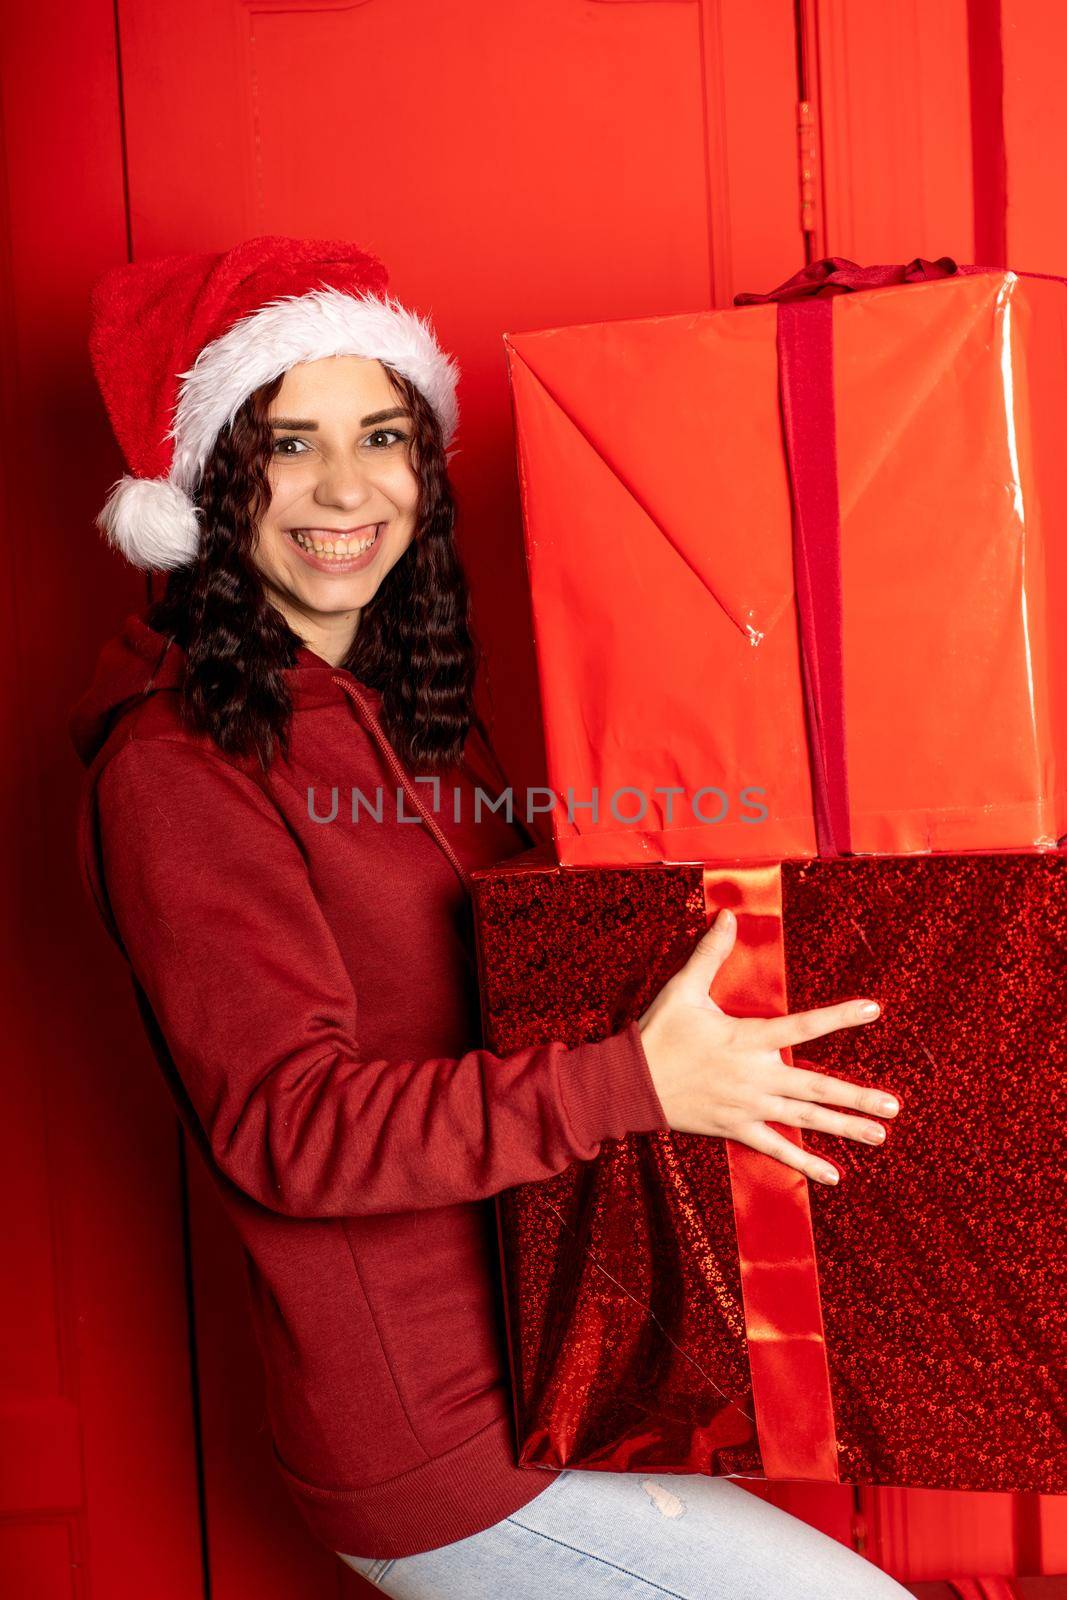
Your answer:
[504,263,1067,864]
[470,846,1067,1492]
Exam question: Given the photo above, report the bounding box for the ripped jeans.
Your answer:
[337,1468,915,1599]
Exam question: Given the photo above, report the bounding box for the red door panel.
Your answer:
[804,0,975,266]
[2,1,206,1596]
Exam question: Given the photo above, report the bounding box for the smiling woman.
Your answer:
[140,346,481,774]
[72,237,909,1600]
[254,356,421,639]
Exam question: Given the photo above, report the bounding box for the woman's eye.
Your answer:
[272,429,407,457]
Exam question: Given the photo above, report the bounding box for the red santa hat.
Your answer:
[88,235,460,571]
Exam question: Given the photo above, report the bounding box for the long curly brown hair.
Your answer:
[147,365,484,774]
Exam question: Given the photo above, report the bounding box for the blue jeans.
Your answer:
[337,1468,914,1598]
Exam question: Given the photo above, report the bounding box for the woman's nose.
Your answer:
[313,456,375,509]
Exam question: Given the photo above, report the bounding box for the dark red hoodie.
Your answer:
[67,610,671,1559]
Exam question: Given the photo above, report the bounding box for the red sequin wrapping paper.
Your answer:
[470,850,1067,1492]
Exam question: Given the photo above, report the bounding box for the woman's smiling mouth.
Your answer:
[285,523,383,572]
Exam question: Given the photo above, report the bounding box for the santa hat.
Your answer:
[88,235,460,571]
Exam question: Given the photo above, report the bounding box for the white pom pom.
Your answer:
[95,475,202,571]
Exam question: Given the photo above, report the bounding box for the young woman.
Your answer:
[70,236,908,1598]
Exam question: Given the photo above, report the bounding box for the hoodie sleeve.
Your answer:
[91,735,670,1219]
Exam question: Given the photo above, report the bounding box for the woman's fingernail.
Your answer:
[859,1001,880,1017]
[880,1097,899,1115]
[820,1167,839,1184]
[718,909,733,928]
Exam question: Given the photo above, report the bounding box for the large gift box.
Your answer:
[470,846,1067,1493]
[503,262,1067,865]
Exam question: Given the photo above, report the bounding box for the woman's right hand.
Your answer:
[636,908,900,1186]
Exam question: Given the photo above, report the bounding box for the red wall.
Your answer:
[2,1,1063,1594]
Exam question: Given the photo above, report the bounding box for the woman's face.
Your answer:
[254,355,420,649]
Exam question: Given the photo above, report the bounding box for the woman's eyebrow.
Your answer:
[269,408,411,429]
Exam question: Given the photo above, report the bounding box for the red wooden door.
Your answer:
[9,0,1065,1593]
[0,3,205,1598]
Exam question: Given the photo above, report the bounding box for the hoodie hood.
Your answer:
[68,608,381,767]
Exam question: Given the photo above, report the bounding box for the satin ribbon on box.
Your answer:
[701,863,839,1480]
[708,267,1059,1569]
[737,256,963,857]
[706,258,967,1478]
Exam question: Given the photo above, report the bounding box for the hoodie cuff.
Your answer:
[563,1019,672,1148]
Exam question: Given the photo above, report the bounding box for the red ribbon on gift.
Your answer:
[712,260,971,1477]
[717,264,1067,1514]
[736,256,963,858]
[701,864,839,1481]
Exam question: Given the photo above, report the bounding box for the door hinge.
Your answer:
[797,99,821,241]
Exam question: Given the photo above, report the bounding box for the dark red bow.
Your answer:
[734,255,960,306]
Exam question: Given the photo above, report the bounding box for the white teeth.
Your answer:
[292,527,379,560]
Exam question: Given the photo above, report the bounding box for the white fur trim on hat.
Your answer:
[96,474,203,571]
[168,286,460,495]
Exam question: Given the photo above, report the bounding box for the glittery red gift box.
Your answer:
[470,847,1067,1493]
